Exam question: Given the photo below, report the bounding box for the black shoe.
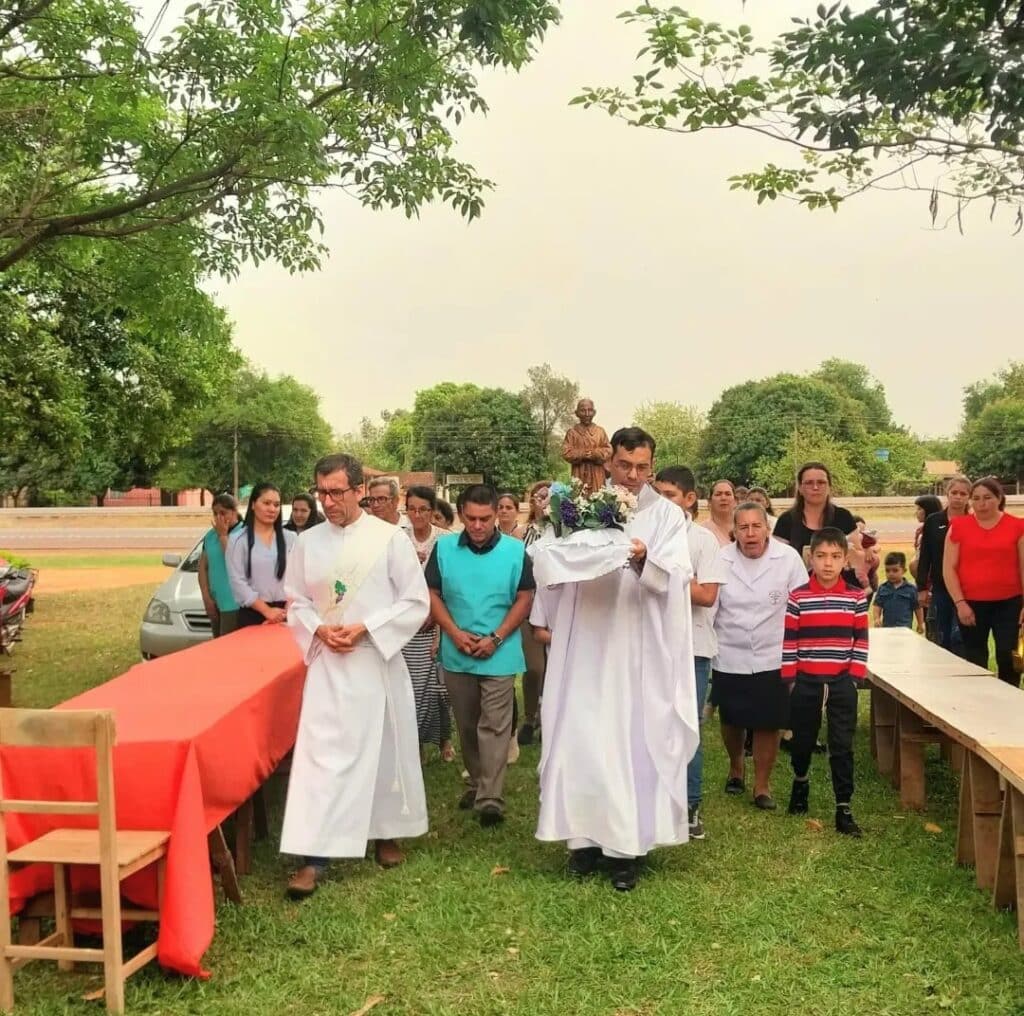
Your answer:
[725,776,745,795]
[517,723,535,746]
[753,794,776,811]
[788,779,809,815]
[835,806,862,838]
[457,788,476,810]
[688,804,705,841]
[609,858,639,892]
[567,847,603,877]
[479,805,505,828]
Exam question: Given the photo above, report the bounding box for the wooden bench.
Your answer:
[867,628,1024,948]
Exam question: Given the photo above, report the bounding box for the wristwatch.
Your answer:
[488,632,504,647]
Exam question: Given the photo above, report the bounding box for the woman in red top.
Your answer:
[943,477,1024,686]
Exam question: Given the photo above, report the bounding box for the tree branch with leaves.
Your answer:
[574,1,1024,230]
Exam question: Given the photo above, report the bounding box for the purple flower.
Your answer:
[560,499,581,528]
[597,504,616,526]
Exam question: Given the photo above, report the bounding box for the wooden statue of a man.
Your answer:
[561,399,612,493]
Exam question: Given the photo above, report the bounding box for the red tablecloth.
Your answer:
[2,625,305,977]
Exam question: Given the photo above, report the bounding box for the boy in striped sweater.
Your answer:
[782,528,870,837]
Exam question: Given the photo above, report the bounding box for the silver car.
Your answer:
[139,540,213,659]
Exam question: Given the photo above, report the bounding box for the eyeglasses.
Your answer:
[314,486,354,502]
[406,506,432,515]
[366,495,394,506]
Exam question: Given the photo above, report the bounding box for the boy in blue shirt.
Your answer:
[872,552,925,631]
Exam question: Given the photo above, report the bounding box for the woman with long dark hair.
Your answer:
[772,462,868,587]
[943,476,1024,685]
[910,494,943,579]
[916,475,971,651]
[199,493,244,637]
[227,482,297,628]
[285,492,323,534]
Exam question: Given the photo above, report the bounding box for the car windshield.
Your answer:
[180,542,202,573]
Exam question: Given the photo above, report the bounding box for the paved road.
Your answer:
[2,517,921,551]
[2,527,205,551]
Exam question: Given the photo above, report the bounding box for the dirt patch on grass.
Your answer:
[36,567,170,594]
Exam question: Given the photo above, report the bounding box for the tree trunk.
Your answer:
[160,488,177,507]
[95,490,106,508]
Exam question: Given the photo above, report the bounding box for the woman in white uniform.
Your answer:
[712,502,808,810]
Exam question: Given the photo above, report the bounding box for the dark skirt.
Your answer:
[711,669,790,731]
[237,601,286,629]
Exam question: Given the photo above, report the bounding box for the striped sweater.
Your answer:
[781,576,869,682]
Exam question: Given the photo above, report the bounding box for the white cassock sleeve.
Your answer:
[361,535,431,662]
[285,537,322,665]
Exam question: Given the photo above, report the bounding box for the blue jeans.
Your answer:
[931,586,964,655]
[687,657,712,807]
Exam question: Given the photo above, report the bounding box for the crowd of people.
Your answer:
[193,408,1024,896]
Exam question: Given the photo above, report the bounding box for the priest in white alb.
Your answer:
[529,427,699,891]
[280,453,430,900]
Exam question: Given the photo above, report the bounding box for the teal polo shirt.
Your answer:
[202,523,242,612]
[425,530,534,676]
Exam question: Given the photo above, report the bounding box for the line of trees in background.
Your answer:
[5,347,1021,505]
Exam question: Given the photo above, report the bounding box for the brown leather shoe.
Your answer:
[374,839,406,869]
[286,865,320,900]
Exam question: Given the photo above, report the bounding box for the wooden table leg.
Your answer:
[957,749,976,868]
[235,798,254,876]
[208,826,243,904]
[898,704,927,810]
[1012,790,1024,950]
[253,785,270,842]
[969,753,1004,892]
[872,686,897,777]
[994,788,1018,910]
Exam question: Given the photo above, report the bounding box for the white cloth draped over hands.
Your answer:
[530,485,700,857]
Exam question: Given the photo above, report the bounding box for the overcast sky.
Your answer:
[206,0,1020,441]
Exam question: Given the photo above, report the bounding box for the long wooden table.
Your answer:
[867,628,1024,947]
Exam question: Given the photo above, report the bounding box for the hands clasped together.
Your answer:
[315,623,368,653]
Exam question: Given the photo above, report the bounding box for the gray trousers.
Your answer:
[444,672,515,813]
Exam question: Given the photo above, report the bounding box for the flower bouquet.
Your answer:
[530,479,639,586]
[545,479,638,537]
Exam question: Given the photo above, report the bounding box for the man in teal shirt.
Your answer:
[425,485,535,827]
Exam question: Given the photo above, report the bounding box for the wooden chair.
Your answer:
[0,709,170,1014]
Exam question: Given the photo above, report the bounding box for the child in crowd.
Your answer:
[782,528,870,837]
[873,551,925,632]
[653,466,729,841]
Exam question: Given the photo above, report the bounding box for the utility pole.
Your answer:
[233,425,239,500]
[792,423,800,495]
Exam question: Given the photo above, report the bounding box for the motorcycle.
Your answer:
[0,559,37,655]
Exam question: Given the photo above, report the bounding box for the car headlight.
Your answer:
[144,599,172,625]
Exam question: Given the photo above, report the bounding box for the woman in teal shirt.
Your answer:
[199,493,244,637]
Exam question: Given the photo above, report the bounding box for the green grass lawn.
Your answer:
[8,587,1024,1015]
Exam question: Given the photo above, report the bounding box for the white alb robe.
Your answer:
[530,485,699,857]
[280,512,430,857]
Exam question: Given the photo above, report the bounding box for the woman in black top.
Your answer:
[773,462,866,586]
[915,475,971,652]
[284,492,323,533]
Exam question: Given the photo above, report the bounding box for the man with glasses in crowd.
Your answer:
[280,453,431,900]
[366,477,410,530]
